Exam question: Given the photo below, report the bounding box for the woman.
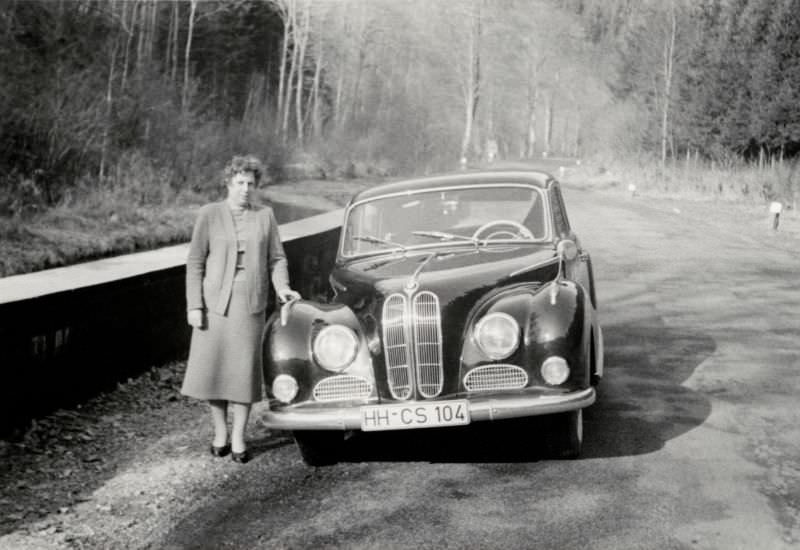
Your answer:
[182,154,300,463]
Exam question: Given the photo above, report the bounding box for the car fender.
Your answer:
[461,281,591,388]
[262,300,374,403]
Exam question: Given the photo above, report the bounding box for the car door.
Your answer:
[549,182,597,308]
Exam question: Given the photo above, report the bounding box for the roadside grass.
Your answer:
[564,157,800,241]
[0,183,205,278]
[571,156,799,207]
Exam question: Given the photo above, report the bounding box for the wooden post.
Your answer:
[769,202,782,231]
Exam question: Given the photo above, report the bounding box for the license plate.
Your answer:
[360,400,470,431]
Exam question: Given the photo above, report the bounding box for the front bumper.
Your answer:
[259,387,596,431]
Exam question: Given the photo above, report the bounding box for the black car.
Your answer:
[261,170,603,465]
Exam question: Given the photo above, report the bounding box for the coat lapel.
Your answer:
[220,200,236,242]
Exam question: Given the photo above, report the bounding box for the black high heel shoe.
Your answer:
[210,444,231,457]
[231,449,250,464]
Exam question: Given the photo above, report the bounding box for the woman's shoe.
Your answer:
[210,444,231,457]
[231,449,250,464]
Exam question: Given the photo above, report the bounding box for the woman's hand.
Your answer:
[187,309,205,329]
[277,288,301,304]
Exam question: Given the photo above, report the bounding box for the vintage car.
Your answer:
[261,170,603,465]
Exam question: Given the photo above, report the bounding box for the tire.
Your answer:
[546,409,583,459]
[590,332,601,387]
[293,430,344,467]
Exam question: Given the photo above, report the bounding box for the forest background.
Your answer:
[1,0,799,276]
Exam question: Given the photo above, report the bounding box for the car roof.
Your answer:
[350,169,554,204]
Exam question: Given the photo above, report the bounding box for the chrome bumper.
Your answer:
[259,388,596,431]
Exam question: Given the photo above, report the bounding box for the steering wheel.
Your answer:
[471,219,535,241]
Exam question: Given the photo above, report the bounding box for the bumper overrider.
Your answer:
[259,387,596,431]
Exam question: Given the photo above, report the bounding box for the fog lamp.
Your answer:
[541,356,570,385]
[474,312,519,360]
[313,325,359,372]
[272,374,299,403]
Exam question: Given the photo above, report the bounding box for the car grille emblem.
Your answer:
[381,291,444,400]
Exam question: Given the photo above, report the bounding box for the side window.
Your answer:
[556,188,571,233]
[549,184,571,237]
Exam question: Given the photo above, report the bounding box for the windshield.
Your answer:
[341,185,548,257]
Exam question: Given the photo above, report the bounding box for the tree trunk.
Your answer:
[147,0,157,63]
[294,0,311,145]
[121,0,135,93]
[661,0,676,171]
[170,1,179,84]
[333,71,345,129]
[182,0,197,112]
[310,33,323,141]
[136,1,145,74]
[459,0,481,163]
[165,1,174,74]
[276,0,291,137]
[526,80,537,158]
[544,92,553,156]
[282,0,299,142]
[525,53,544,158]
[100,6,120,180]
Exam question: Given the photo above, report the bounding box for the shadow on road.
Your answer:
[334,319,715,464]
[583,320,715,458]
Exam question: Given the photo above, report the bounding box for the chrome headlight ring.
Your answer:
[473,312,520,360]
[312,324,359,372]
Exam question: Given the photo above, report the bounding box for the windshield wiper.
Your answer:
[412,230,479,246]
[353,234,408,251]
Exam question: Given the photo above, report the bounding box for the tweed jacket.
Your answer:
[185,201,290,315]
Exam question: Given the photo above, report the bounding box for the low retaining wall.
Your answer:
[0,207,343,435]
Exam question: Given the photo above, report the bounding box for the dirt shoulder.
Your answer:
[0,361,295,550]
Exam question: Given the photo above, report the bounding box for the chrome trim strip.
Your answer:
[259,388,596,430]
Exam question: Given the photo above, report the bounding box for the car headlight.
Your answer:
[272,374,299,403]
[313,325,359,372]
[474,312,520,360]
[541,356,570,385]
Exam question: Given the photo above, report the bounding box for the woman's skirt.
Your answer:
[181,279,264,403]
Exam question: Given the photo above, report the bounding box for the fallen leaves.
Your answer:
[0,360,193,539]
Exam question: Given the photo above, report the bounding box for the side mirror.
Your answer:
[557,239,578,261]
[550,240,577,305]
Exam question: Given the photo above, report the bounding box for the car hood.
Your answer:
[332,244,558,312]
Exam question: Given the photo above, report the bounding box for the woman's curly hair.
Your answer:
[222,154,264,185]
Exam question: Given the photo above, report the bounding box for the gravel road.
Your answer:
[1,183,798,550]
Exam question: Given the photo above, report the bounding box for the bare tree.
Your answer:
[100,0,121,179]
[660,0,677,169]
[294,0,311,144]
[457,0,483,163]
[182,0,197,112]
[281,0,300,141]
[274,0,292,138]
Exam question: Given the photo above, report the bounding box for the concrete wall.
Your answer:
[0,207,342,435]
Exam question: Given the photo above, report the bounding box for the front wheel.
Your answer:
[293,430,344,467]
[546,409,583,459]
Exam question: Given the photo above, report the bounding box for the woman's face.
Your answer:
[227,171,256,208]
